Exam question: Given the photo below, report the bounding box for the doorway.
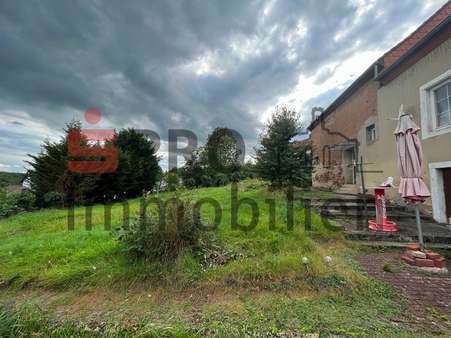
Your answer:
[443,168,451,223]
[429,162,451,224]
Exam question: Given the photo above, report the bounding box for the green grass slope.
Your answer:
[0,181,339,289]
[0,180,430,337]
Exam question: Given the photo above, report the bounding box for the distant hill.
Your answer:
[0,171,25,187]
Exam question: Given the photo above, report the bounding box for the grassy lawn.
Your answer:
[0,180,437,337]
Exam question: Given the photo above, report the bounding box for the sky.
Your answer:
[0,0,447,172]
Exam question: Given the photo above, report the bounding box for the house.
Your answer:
[366,4,451,224]
[308,2,451,224]
[308,65,379,191]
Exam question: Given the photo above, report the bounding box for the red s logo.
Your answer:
[68,109,119,173]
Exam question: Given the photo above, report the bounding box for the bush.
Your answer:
[119,195,203,260]
[43,192,65,208]
[213,173,229,186]
[230,171,242,182]
[0,190,36,218]
[182,177,196,189]
[15,190,36,210]
[0,196,18,218]
[201,175,214,187]
[165,172,179,192]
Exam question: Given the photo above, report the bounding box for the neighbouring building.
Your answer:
[308,2,451,224]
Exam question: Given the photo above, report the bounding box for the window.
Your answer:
[433,82,451,128]
[420,69,451,139]
[366,124,376,144]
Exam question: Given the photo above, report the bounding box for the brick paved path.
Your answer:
[358,252,451,334]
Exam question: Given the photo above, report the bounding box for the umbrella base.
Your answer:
[368,220,398,232]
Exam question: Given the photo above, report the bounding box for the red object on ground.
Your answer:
[434,257,446,268]
[401,255,416,266]
[368,187,398,232]
[415,258,435,268]
[425,251,441,260]
[401,249,447,269]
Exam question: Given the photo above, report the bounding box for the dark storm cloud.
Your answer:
[0,0,446,170]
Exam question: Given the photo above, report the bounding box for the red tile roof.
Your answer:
[308,1,451,130]
[382,1,451,68]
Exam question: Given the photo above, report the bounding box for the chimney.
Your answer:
[311,107,324,122]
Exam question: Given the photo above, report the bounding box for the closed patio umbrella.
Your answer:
[394,108,431,250]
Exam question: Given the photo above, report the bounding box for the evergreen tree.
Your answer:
[26,121,98,206]
[27,122,161,206]
[180,148,205,188]
[255,106,312,187]
[112,128,161,198]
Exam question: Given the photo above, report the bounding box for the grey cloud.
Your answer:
[0,0,447,171]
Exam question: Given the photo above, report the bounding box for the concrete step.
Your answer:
[345,230,451,244]
[302,197,376,204]
[348,240,451,249]
[322,209,434,221]
[335,184,359,194]
[310,202,406,212]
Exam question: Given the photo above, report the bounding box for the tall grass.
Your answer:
[0,181,340,289]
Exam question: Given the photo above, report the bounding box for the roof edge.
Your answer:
[307,64,375,131]
[380,0,451,64]
[376,14,451,81]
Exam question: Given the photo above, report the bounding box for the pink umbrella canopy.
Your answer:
[394,114,431,203]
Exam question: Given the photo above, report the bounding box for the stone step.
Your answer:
[301,197,376,204]
[345,230,451,244]
[335,184,359,194]
[322,210,434,221]
[310,202,406,212]
[348,240,451,249]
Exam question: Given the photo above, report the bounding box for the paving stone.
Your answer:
[357,253,451,334]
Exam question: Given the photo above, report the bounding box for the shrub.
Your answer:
[183,177,196,189]
[382,262,393,273]
[213,173,229,186]
[0,190,36,218]
[165,172,179,192]
[15,190,36,210]
[119,195,203,260]
[201,175,213,187]
[230,171,242,182]
[43,192,65,208]
[0,196,18,218]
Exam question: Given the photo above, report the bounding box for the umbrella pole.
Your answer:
[415,204,424,251]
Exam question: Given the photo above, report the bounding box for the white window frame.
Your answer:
[420,69,451,139]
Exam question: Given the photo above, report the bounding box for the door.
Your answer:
[343,148,356,184]
[443,168,451,223]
